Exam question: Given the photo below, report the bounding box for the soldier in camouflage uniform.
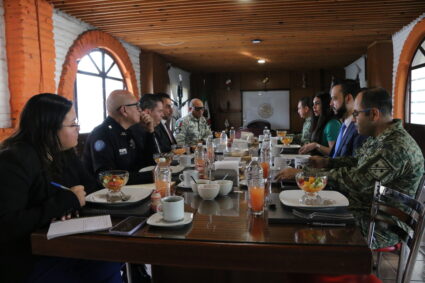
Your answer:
[277,88,424,249]
[175,98,212,145]
[293,97,313,145]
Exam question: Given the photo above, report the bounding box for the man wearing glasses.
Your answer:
[277,88,424,249]
[83,90,156,184]
[175,98,212,145]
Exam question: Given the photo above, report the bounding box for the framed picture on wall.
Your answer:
[242,90,290,130]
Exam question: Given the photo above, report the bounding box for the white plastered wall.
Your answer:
[0,1,11,128]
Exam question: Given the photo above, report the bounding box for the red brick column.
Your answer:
[1,0,56,140]
[58,30,139,100]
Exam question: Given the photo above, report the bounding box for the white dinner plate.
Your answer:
[279,190,349,209]
[86,184,154,204]
[147,212,193,227]
[280,154,310,159]
[139,165,185,174]
[275,144,301,148]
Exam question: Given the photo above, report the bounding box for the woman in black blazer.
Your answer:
[0,93,121,283]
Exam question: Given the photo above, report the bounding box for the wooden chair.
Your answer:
[289,181,425,283]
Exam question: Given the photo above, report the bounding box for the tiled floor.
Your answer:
[377,237,425,283]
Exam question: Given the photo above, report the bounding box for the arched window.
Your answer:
[75,49,126,133]
[407,38,425,124]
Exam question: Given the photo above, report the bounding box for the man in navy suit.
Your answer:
[329,79,367,157]
[155,93,177,153]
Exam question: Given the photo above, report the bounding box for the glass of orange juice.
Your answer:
[248,178,265,215]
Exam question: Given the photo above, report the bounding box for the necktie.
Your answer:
[332,123,347,158]
[163,123,176,144]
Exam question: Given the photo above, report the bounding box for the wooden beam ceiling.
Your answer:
[48,0,425,72]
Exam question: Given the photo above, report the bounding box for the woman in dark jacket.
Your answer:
[0,93,121,283]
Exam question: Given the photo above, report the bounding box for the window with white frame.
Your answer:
[408,39,425,125]
[75,49,126,133]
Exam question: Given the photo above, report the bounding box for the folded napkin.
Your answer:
[214,160,239,186]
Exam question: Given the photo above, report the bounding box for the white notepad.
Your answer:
[47,215,112,240]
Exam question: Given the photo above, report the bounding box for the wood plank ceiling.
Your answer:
[48,0,425,72]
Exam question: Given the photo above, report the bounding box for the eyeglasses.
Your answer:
[352,108,372,118]
[194,106,205,111]
[117,102,141,111]
[63,123,80,128]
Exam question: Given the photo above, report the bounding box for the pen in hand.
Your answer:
[50,182,80,218]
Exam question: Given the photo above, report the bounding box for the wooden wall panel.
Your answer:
[367,40,393,92]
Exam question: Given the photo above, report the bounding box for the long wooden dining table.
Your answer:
[31,186,373,283]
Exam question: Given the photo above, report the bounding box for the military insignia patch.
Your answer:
[369,158,391,180]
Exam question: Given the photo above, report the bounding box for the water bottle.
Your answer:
[246,157,265,214]
[219,130,228,153]
[229,126,236,142]
[263,126,271,142]
[246,157,263,182]
[260,141,272,203]
[206,135,215,163]
[154,158,171,197]
[194,143,207,179]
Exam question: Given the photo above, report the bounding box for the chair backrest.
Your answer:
[415,173,425,205]
[246,120,271,136]
[368,182,425,283]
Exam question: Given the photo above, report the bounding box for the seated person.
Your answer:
[155,93,177,152]
[175,98,212,145]
[83,89,156,184]
[293,96,313,145]
[0,93,121,283]
[329,79,367,157]
[299,91,341,156]
[276,88,424,249]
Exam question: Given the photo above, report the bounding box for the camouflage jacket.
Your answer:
[175,113,212,145]
[325,119,424,248]
[294,116,312,145]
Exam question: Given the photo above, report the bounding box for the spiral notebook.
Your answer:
[47,215,112,240]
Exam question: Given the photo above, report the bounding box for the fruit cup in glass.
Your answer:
[99,170,129,202]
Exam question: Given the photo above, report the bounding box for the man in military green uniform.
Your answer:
[293,96,313,145]
[175,98,212,145]
[277,88,424,249]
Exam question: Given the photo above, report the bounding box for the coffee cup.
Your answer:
[179,170,199,187]
[295,156,309,169]
[179,155,192,167]
[274,156,291,169]
[159,195,184,222]
[271,145,282,156]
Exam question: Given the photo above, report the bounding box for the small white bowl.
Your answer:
[197,184,220,200]
[212,180,233,196]
[190,179,210,194]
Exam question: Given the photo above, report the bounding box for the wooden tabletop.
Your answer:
[31,188,372,276]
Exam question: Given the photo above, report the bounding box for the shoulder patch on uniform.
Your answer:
[94,140,106,152]
[369,158,391,180]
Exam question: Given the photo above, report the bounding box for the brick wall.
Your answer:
[53,9,141,95]
[0,1,11,128]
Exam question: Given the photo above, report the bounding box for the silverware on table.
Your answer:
[292,209,354,220]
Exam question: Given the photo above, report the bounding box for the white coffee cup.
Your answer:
[179,155,192,167]
[274,156,291,169]
[295,156,309,169]
[179,170,199,187]
[270,137,280,145]
[159,196,184,222]
[271,145,282,156]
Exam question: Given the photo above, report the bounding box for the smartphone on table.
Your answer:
[109,216,147,235]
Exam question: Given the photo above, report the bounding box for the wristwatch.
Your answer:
[316,143,321,149]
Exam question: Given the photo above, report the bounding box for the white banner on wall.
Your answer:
[242,90,290,130]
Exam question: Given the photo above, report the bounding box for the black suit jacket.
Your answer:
[155,123,176,153]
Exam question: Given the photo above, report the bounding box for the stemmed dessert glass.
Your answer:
[295,171,327,205]
[99,170,129,202]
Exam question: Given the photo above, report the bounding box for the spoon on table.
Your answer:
[222,173,229,180]
[191,176,198,184]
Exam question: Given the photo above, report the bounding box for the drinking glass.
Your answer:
[295,172,328,205]
[248,178,265,216]
[99,170,129,202]
[276,130,287,138]
[172,144,186,156]
[282,134,294,146]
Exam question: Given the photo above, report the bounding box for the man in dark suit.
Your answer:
[329,79,367,157]
[154,93,177,153]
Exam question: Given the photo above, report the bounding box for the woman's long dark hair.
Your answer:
[310,91,335,144]
[1,93,73,175]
